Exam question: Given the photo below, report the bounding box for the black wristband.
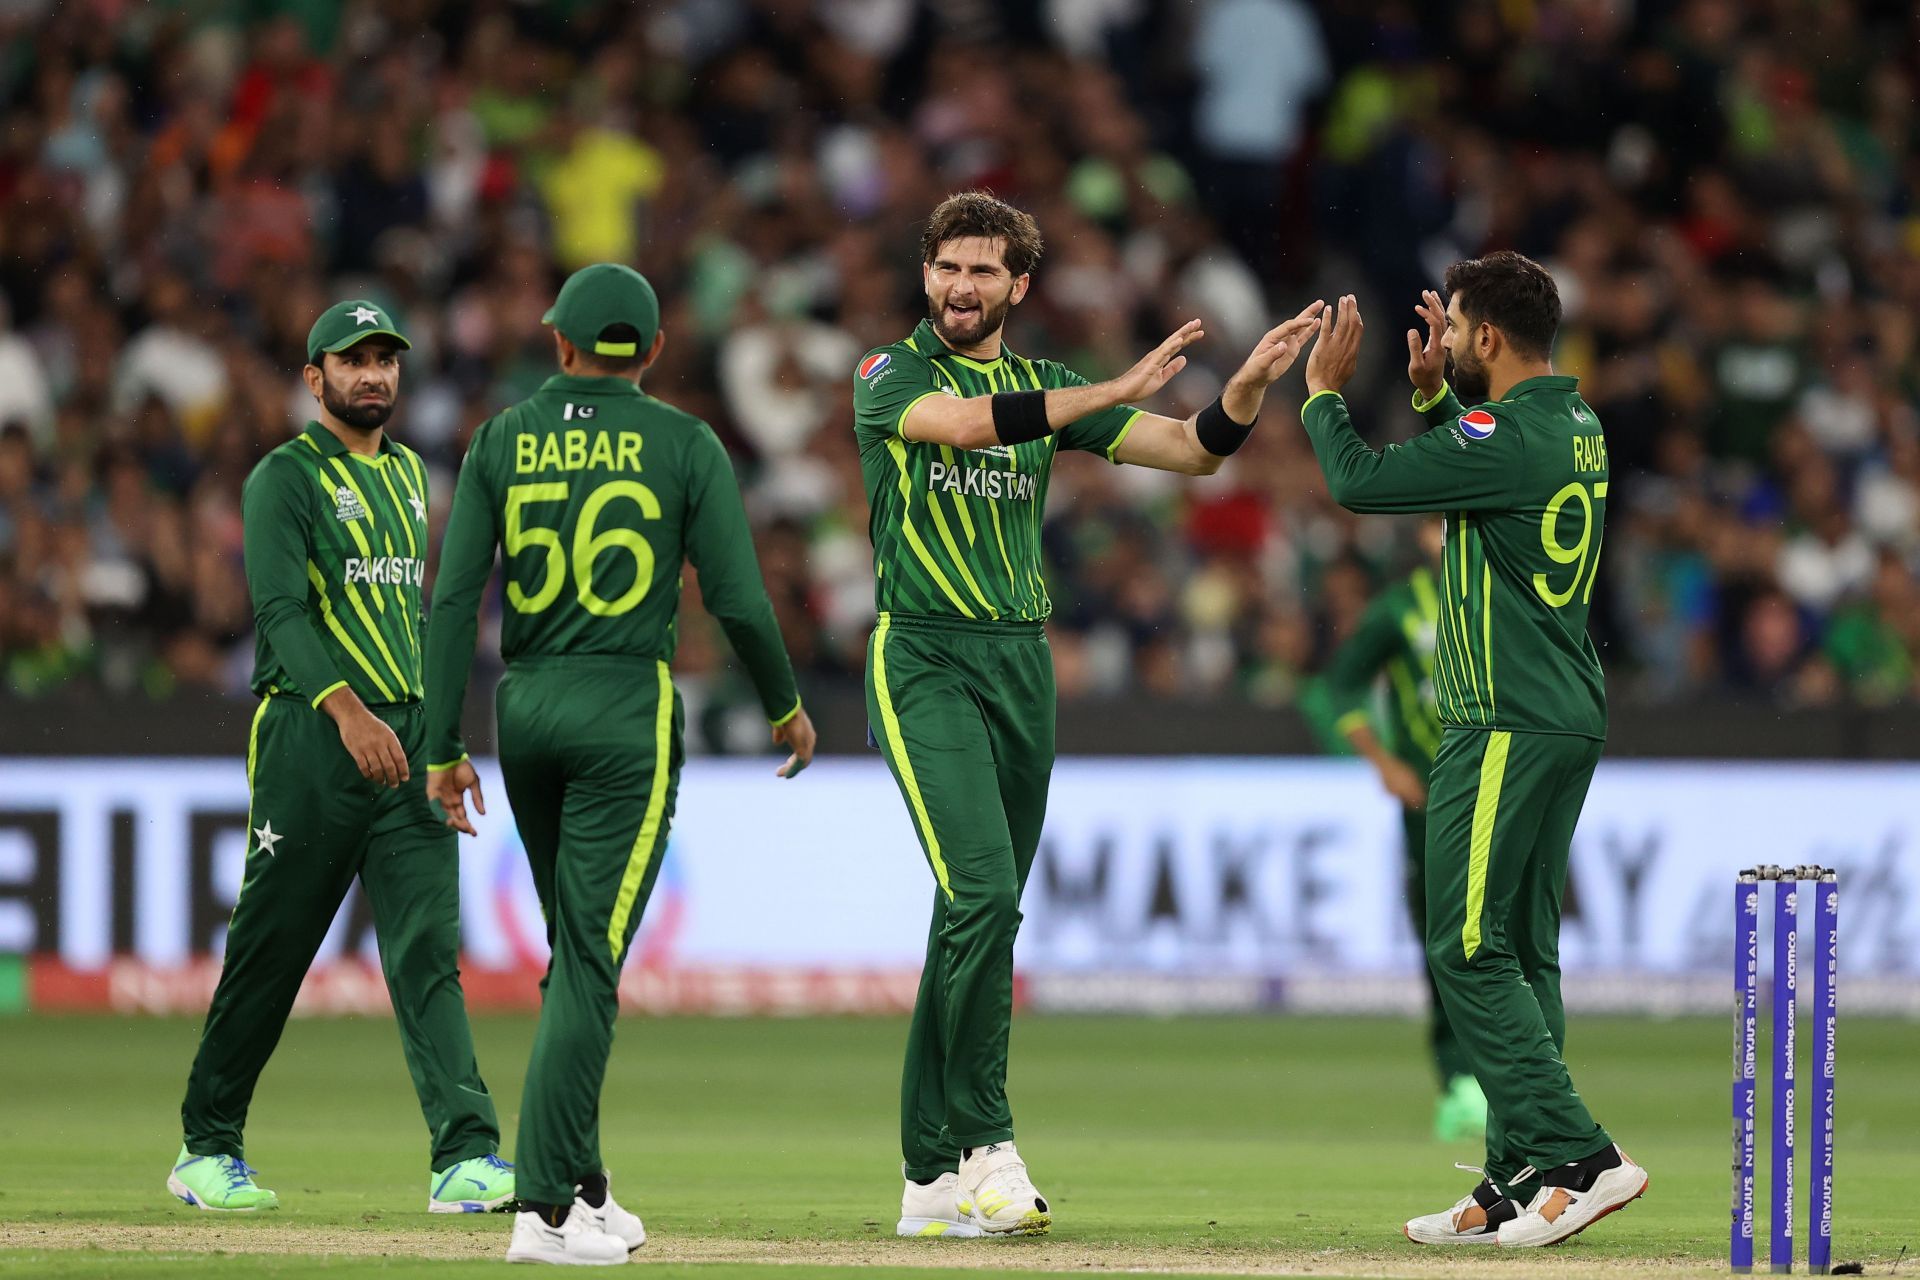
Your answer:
[1195,395,1255,456]
[992,390,1051,445]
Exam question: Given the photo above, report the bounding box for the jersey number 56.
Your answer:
[505,480,662,617]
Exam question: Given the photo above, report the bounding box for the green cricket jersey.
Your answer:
[1301,376,1609,739]
[244,421,432,707]
[1311,567,1443,770]
[424,374,801,766]
[852,319,1142,622]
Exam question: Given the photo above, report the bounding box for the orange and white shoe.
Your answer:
[1498,1145,1649,1247]
[1403,1166,1518,1244]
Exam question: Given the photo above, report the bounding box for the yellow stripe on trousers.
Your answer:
[607,661,675,964]
[1460,730,1512,961]
[871,614,952,900]
[235,696,271,906]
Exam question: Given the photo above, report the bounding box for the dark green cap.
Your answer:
[306,299,410,365]
[542,263,659,358]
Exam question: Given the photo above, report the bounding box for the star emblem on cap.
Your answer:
[254,819,285,857]
[349,305,380,326]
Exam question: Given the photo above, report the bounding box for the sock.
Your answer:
[909,1173,946,1186]
[526,1201,569,1227]
[577,1173,607,1208]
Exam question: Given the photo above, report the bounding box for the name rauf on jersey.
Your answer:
[345,555,426,587]
[927,458,1038,502]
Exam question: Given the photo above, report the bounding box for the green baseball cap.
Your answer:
[306,299,410,365]
[542,263,659,358]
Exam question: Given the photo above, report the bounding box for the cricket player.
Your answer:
[1306,517,1487,1141]
[169,301,512,1214]
[1296,256,1648,1247]
[856,191,1321,1238]
[423,263,815,1266]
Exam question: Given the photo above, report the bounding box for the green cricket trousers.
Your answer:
[1424,726,1613,1193]
[497,656,682,1207]
[180,695,500,1168]
[866,613,1055,1182]
[1399,804,1473,1089]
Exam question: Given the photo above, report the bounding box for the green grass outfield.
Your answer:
[0,1014,1913,1277]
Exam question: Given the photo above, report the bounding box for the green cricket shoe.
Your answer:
[1434,1075,1490,1141]
[168,1145,280,1211]
[428,1153,517,1213]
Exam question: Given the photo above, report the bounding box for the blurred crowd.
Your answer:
[1,0,1917,730]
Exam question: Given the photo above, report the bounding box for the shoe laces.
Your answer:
[479,1154,513,1175]
[220,1156,261,1192]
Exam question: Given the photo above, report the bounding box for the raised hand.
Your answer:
[1108,319,1204,403]
[1233,300,1326,390]
[1305,294,1365,397]
[1407,288,1447,400]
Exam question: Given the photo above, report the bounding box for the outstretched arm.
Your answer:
[903,321,1205,451]
[1113,302,1325,475]
[1298,296,1519,513]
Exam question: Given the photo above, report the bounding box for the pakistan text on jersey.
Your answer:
[515,429,644,475]
[344,556,426,586]
[927,459,1038,502]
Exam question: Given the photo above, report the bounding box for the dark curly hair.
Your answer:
[920,191,1044,277]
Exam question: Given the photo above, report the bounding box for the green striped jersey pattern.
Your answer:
[852,321,1138,623]
[271,433,430,703]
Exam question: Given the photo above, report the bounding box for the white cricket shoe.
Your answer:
[896,1167,983,1238]
[955,1142,1050,1236]
[505,1208,629,1265]
[1498,1145,1649,1247]
[1403,1166,1518,1244]
[574,1174,645,1252]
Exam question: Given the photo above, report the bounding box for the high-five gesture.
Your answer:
[1108,319,1205,403]
[1305,294,1365,397]
[1232,301,1327,390]
[1407,289,1447,400]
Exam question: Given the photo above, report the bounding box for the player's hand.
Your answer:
[772,706,817,779]
[1304,294,1364,397]
[1406,288,1447,400]
[322,689,410,788]
[1230,301,1325,390]
[1377,757,1429,810]
[426,760,487,836]
[1106,319,1204,403]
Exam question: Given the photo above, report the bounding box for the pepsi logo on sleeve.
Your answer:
[1457,409,1497,440]
[858,352,892,381]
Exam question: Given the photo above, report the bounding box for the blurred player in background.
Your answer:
[170,302,511,1215]
[855,191,1321,1238]
[424,263,815,1266]
[1297,258,1648,1247]
[1304,516,1487,1141]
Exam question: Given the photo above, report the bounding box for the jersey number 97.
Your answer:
[1533,479,1607,609]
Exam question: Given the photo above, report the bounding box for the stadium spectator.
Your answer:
[0,0,1914,723]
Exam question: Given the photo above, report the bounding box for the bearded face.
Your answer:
[923,236,1026,352]
[315,344,399,431]
[1446,344,1491,405]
